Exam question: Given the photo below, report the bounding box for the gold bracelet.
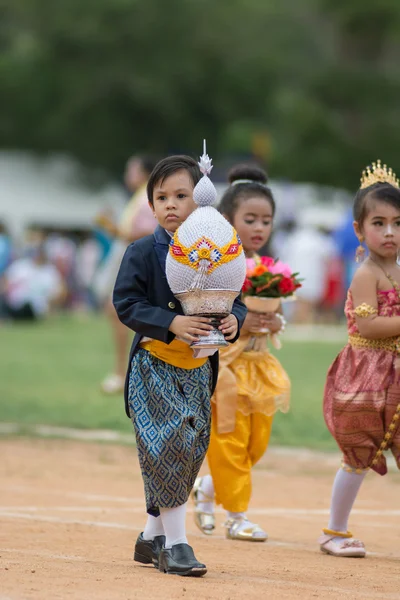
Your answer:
[353,303,378,318]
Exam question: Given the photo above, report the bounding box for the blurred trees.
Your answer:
[0,0,399,188]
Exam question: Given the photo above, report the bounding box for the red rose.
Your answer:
[242,278,253,293]
[278,277,296,295]
[260,256,275,268]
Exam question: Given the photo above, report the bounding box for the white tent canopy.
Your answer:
[0,151,127,241]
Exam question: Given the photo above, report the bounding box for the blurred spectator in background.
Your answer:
[92,207,115,273]
[1,243,65,321]
[0,222,12,277]
[75,235,102,310]
[271,217,297,259]
[277,208,339,324]
[93,154,158,395]
[45,232,78,308]
[318,226,345,322]
[22,227,45,258]
[333,207,359,290]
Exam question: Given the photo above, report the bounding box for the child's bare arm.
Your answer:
[351,267,400,339]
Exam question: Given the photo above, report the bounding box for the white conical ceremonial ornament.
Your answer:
[192,139,218,207]
[166,140,246,351]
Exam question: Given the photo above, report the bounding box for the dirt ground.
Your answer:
[1,438,400,600]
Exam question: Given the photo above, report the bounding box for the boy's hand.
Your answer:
[219,314,238,340]
[169,315,213,343]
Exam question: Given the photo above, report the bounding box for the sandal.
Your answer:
[318,528,366,558]
[191,477,215,536]
[224,517,268,542]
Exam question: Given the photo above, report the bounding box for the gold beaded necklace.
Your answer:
[368,256,400,294]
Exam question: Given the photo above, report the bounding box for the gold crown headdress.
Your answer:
[360,160,399,190]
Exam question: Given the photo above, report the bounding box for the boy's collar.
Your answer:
[154,225,172,245]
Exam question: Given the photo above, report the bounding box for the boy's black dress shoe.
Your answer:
[158,543,207,577]
[134,533,166,568]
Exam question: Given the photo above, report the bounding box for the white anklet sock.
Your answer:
[160,503,188,549]
[227,511,246,520]
[226,512,265,536]
[142,515,164,541]
[197,475,215,514]
[327,467,366,541]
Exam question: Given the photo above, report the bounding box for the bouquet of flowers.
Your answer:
[243,256,301,299]
[242,257,302,343]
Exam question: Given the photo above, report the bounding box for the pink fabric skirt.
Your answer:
[324,344,400,475]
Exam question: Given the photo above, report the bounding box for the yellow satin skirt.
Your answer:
[231,350,291,417]
[212,338,290,434]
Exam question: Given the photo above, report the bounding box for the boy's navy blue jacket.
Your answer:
[113,225,248,418]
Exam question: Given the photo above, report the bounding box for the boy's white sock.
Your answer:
[160,503,188,549]
[142,514,164,541]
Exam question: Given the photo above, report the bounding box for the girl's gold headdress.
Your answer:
[360,159,399,190]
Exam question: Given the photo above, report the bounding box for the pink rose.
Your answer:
[269,260,292,278]
[246,258,256,272]
[260,256,275,268]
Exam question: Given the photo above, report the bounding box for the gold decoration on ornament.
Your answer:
[169,230,243,274]
[198,248,211,260]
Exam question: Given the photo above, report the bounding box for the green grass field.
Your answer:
[0,315,344,449]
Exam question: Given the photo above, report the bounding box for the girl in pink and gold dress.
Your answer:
[319,161,400,558]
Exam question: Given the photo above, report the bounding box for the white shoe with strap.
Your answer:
[318,528,366,558]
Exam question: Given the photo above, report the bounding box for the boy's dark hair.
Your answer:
[353,182,400,225]
[218,164,275,222]
[147,155,201,205]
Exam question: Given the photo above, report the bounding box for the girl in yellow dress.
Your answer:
[192,164,291,541]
